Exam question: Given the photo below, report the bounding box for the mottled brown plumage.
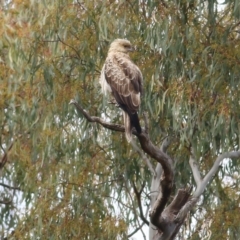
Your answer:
[100,39,143,142]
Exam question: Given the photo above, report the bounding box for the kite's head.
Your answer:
[108,39,134,54]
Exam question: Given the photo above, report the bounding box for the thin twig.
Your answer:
[0,183,21,191]
[127,221,146,238]
[0,199,12,205]
[57,35,81,59]
[132,181,149,226]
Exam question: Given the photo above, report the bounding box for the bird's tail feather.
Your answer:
[123,111,142,142]
[130,112,142,134]
[123,111,132,142]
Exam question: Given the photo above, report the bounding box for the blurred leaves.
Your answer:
[0,0,240,239]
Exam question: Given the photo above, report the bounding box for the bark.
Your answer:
[70,100,240,240]
[71,100,176,232]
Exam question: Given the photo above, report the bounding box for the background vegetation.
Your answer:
[0,0,240,239]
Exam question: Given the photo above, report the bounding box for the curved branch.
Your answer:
[137,133,173,181]
[130,139,156,176]
[70,100,174,175]
[70,100,174,228]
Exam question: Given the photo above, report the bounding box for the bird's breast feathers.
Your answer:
[104,54,142,92]
[100,52,143,112]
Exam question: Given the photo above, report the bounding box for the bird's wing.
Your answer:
[104,54,143,113]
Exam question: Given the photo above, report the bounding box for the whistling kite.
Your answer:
[100,39,143,142]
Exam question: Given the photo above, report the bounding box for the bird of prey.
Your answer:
[99,39,143,142]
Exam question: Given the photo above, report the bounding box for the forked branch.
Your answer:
[71,99,240,240]
[70,99,174,225]
[190,151,240,198]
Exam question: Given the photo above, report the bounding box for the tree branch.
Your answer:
[189,154,202,187]
[160,136,172,153]
[127,221,146,238]
[193,151,240,198]
[0,198,12,205]
[0,183,21,191]
[174,196,198,224]
[70,99,127,133]
[70,100,174,229]
[132,181,149,226]
[130,139,156,176]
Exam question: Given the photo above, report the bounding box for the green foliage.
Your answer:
[0,0,240,239]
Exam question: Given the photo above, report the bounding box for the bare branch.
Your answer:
[0,183,21,191]
[57,35,81,59]
[70,99,127,133]
[70,100,173,178]
[70,100,174,229]
[137,133,174,180]
[127,221,146,238]
[130,139,156,176]
[150,163,163,205]
[193,151,240,198]
[132,181,149,226]
[138,133,174,226]
[174,197,198,223]
[160,136,172,153]
[189,155,202,187]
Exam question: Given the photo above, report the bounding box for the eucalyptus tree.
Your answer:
[1,0,240,239]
